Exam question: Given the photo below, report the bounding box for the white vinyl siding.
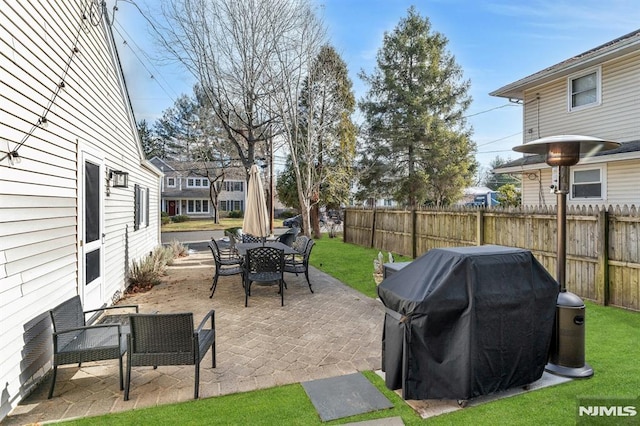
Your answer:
[0,1,160,419]
[606,159,640,205]
[522,52,640,143]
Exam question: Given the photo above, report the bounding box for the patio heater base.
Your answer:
[545,361,593,379]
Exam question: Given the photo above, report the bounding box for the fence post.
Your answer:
[370,208,377,248]
[343,209,348,243]
[412,209,417,258]
[476,209,484,246]
[596,209,610,305]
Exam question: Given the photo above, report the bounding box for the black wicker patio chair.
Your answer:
[208,240,244,298]
[48,295,139,398]
[284,239,315,293]
[124,310,216,400]
[245,246,286,307]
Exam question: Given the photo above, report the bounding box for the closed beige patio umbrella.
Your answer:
[243,164,269,237]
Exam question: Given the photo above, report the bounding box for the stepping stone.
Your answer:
[302,373,393,422]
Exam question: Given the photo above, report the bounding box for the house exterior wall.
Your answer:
[0,1,160,420]
[520,158,640,208]
[509,48,640,208]
[522,51,640,143]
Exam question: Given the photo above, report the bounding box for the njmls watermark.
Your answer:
[577,397,640,425]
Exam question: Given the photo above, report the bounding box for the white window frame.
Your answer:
[187,199,210,214]
[570,164,605,201]
[186,177,210,188]
[567,66,601,112]
[167,177,176,187]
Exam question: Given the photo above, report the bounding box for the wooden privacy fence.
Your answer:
[344,205,640,312]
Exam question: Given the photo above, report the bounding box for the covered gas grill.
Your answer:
[378,245,558,401]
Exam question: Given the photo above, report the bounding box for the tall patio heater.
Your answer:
[513,135,620,378]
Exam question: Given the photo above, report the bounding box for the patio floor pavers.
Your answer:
[2,250,385,425]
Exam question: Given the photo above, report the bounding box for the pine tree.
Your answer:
[359,6,477,207]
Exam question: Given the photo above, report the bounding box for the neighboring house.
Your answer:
[491,29,640,207]
[1,1,161,420]
[150,157,247,218]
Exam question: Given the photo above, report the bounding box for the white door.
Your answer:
[80,150,104,310]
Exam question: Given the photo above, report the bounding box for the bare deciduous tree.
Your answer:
[154,0,309,178]
[152,0,332,235]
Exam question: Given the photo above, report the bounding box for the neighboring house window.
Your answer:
[187,178,209,188]
[187,199,209,213]
[571,167,604,200]
[568,67,600,111]
[167,177,175,187]
[218,200,244,211]
[233,200,244,211]
[224,181,244,192]
[383,199,393,207]
[134,184,150,230]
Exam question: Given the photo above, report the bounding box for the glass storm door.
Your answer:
[80,150,104,310]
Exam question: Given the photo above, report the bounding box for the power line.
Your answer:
[477,148,516,154]
[113,19,181,100]
[111,24,178,105]
[464,103,519,118]
[476,131,522,148]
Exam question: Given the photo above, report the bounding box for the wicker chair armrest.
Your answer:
[83,304,139,316]
[196,310,215,334]
[53,323,121,338]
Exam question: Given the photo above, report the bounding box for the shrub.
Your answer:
[152,245,175,272]
[228,210,243,219]
[128,256,161,293]
[127,245,182,293]
[279,210,298,219]
[161,215,171,225]
[171,214,189,223]
[169,240,189,257]
[224,227,242,237]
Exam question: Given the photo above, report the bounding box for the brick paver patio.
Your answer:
[3,250,385,425]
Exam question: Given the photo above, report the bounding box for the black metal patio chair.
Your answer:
[124,310,216,400]
[276,227,299,247]
[285,239,315,293]
[242,233,266,243]
[245,246,286,307]
[209,240,244,298]
[48,295,138,398]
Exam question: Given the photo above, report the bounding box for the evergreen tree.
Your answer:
[359,6,477,207]
[295,45,356,235]
[137,119,159,159]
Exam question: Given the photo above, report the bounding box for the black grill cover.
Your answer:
[378,245,558,400]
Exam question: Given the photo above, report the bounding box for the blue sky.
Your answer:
[111,0,640,172]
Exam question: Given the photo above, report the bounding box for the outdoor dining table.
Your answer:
[234,241,299,256]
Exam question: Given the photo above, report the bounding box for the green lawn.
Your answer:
[161,218,285,232]
[63,235,640,425]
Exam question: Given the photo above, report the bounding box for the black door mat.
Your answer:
[302,373,394,422]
